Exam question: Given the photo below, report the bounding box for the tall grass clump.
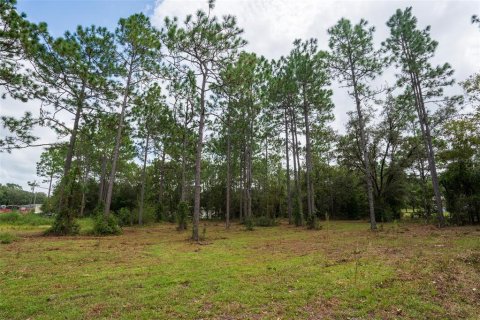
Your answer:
[0,212,53,226]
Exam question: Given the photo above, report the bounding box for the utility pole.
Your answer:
[27,180,39,210]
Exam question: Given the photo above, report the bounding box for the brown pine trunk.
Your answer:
[413,75,445,227]
[47,172,53,198]
[63,100,83,177]
[180,145,187,202]
[349,60,376,230]
[104,63,133,216]
[98,155,107,205]
[226,108,231,229]
[247,111,253,219]
[158,148,166,205]
[292,112,302,181]
[192,72,207,241]
[284,106,292,223]
[401,36,445,227]
[139,134,150,226]
[180,105,189,202]
[239,148,244,221]
[79,161,90,217]
[57,92,84,214]
[290,107,303,224]
[302,87,315,220]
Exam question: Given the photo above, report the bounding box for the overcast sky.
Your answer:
[0,0,478,191]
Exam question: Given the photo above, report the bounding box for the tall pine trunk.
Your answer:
[400,35,445,227]
[158,148,166,206]
[180,106,189,202]
[226,108,231,229]
[290,107,303,225]
[284,106,292,223]
[79,160,90,217]
[412,73,445,226]
[192,72,207,241]
[57,91,84,214]
[98,155,107,205]
[47,171,53,198]
[104,63,133,216]
[302,87,315,221]
[239,147,244,221]
[350,63,376,230]
[139,134,150,226]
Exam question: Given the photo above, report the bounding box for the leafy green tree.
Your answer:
[29,24,117,234]
[0,183,46,205]
[36,145,66,198]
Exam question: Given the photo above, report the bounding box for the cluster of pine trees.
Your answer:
[1,0,479,238]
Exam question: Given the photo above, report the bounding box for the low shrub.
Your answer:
[0,232,16,244]
[142,205,157,224]
[46,211,80,235]
[176,201,189,231]
[0,212,53,226]
[294,204,304,227]
[244,217,255,231]
[306,215,322,230]
[255,216,277,227]
[155,202,166,222]
[93,214,122,235]
[117,207,133,226]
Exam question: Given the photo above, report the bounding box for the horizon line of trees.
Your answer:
[1,0,479,238]
[0,183,46,206]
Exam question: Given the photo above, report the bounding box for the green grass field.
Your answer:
[1,219,479,319]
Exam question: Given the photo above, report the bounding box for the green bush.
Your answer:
[293,202,304,227]
[117,207,132,226]
[176,201,189,230]
[306,215,322,230]
[0,212,53,226]
[0,212,20,224]
[244,217,255,231]
[255,216,277,227]
[46,213,80,235]
[155,202,166,222]
[0,232,16,244]
[142,205,157,224]
[93,214,122,235]
[40,198,54,214]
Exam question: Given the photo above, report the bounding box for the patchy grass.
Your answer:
[0,232,17,244]
[0,212,53,226]
[0,220,479,319]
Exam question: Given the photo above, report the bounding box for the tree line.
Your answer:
[0,183,46,206]
[1,0,479,238]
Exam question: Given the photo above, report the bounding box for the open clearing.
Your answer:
[1,221,479,319]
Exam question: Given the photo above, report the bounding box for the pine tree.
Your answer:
[384,7,460,226]
[31,24,117,234]
[162,0,246,241]
[104,13,162,216]
[328,18,384,230]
